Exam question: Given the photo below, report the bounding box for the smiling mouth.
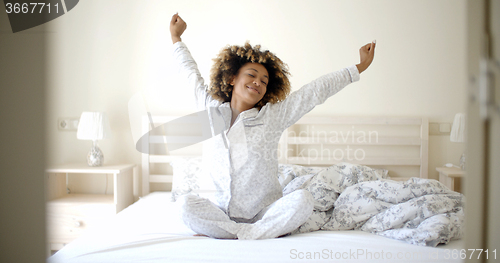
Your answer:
[247,86,260,94]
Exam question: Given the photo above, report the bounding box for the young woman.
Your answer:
[170,13,375,240]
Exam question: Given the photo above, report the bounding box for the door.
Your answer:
[465,0,500,262]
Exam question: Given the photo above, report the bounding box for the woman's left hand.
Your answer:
[356,40,376,74]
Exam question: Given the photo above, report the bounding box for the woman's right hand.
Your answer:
[170,13,186,44]
[356,40,376,74]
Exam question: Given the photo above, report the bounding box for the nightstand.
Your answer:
[436,166,465,193]
[45,164,136,252]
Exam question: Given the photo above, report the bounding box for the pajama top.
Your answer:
[172,41,360,220]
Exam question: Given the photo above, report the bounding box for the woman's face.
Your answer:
[230,62,269,108]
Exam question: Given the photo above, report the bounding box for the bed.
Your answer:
[48,115,465,263]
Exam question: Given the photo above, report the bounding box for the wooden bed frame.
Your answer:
[141,115,429,196]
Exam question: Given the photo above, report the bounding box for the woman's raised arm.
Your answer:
[170,14,213,110]
[272,41,376,130]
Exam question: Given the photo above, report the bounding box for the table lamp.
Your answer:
[450,113,466,170]
[77,112,111,166]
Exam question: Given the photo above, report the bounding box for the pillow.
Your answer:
[170,156,216,202]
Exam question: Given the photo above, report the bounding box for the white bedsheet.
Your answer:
[48,192,465,263]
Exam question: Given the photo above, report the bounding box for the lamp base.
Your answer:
[459,152,466,171]
[87,141,104,166]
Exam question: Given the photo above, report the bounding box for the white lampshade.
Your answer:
[77,112,111,141]
[450,113,465,143]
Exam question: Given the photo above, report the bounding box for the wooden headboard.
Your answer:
[141,115,428,196]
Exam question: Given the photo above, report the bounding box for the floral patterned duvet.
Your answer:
[279,163,464,246]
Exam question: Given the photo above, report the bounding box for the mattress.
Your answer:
[48,192,465,263]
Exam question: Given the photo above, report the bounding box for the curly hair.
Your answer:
[209,42,291,109]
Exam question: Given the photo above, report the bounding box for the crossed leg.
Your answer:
[179,189,314,240]
[179,194,242,239]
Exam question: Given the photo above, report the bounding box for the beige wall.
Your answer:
[46,0,466,193]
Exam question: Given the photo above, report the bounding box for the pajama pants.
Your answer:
[179,189,314,239]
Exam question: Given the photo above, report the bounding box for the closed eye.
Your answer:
[246,70,267,85]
